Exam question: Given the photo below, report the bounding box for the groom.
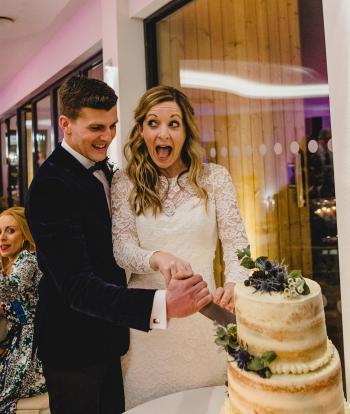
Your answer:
[25,76,212,414]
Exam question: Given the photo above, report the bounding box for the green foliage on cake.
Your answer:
[237,245,310,298]
[215,323,277,379]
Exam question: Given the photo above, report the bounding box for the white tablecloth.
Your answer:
[124,385,226,414]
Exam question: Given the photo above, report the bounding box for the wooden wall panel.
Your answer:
[287,0,313,277]
[208,0,230,170]
[157,19,172,85]
[195,0,216,163]
[169,10,184,87]
[157,0,312,281]
[278,0,301,270]
[255,0,280,261]
[244,0,267,258]
[221,0,245,225]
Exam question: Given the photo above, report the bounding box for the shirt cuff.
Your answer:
[150,290,167,330]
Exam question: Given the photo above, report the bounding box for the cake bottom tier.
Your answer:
[220,398,350,414]
[224,349,347,414]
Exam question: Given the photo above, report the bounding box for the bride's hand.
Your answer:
[214,282,235,311]
[149,251,193,286]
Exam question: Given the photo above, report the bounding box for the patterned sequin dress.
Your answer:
[111,163,249,410]
[0,250,46,413]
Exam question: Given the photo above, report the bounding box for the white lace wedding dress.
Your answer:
[111,163,248,410]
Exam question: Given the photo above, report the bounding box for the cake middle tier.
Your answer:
[234,278,329,373]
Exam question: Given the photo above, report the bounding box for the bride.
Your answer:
[111,85,248,410]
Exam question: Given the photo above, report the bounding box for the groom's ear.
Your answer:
[59,115,72,136]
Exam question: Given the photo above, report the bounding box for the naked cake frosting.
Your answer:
[216,246,348,414]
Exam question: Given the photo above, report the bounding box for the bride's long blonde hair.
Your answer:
[124,85,207,216]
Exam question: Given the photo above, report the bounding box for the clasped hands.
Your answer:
[149,251,235,319]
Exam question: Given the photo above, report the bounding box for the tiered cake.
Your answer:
[218,248,348,414]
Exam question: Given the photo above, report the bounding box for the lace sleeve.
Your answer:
[211,164,249,283]
[111,171,155,274]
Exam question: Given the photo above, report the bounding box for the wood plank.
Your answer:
[208,0,230,170]
[244,0,268,258]
[267,0,291,266]
[277,0,301,269]
[157,19,172,84]
[196,0,216,164]
[232,0,257,256]
[255,0,280,261]
[208,0,231,286]
[169,9,185,87]
[182,1,202,152]
[221,0,245,214]
[287,0,313,276]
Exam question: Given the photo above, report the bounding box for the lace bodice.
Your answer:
[111,163,248,283]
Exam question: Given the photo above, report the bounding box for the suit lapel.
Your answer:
[53,145,111,221]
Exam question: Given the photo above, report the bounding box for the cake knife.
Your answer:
[199,302,236,326]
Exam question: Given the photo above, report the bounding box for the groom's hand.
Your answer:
[150,251,193,286]
[166,274,212,318]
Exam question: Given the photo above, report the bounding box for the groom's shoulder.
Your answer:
[28,148,73,198]
[33,149,66,182]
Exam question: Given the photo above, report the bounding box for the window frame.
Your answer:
[144,0,192,87]
[0,52,103,207]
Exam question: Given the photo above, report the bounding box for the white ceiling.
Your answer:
[0,0,89,90]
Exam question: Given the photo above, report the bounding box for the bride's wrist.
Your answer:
[149,251,162,270]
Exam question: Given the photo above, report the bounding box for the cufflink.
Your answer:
[153,318,160,324]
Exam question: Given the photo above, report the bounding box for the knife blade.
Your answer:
[199,302,236,326]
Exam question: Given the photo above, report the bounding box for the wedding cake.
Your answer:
[217,247,348,414]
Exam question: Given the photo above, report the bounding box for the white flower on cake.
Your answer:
[284,276,305,298]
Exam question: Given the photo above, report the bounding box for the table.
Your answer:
[124,385,226,414]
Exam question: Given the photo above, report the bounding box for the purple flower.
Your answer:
[233,348,251,370]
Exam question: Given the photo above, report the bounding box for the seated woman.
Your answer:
[0,207,46,414]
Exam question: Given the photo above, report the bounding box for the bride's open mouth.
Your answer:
[155,145,172,161]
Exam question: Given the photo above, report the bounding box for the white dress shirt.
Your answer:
[61,140,111,212]
[61,140,167,329]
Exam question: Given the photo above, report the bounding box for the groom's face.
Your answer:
[59,106,118,162]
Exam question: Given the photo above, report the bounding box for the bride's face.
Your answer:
[140,101,187,178]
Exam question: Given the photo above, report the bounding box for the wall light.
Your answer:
[180,69,329,99]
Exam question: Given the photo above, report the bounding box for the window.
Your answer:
[0,52,103,206]
[148,0,343,377]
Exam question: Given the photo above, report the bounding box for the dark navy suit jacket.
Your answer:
[26,145,156,369]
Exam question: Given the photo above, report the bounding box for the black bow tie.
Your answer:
[89,159,108,173]
[88,159,113,184]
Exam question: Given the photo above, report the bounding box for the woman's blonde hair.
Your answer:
[124,85,207,216]
[0,207,35,273]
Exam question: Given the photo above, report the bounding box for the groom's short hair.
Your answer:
[59,76,118,120]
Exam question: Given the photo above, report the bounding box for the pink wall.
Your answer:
[0,0,102,116]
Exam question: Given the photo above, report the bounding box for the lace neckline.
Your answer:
[160,171,189,186]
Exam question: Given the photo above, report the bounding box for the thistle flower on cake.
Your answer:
[214,322,277,379]
[237,245,310,297]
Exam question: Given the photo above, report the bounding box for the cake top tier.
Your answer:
[234,276,329,374]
